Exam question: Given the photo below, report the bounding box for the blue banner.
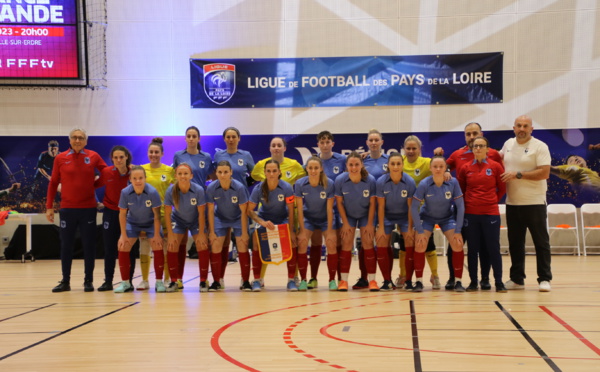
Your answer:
[190,53,503,108]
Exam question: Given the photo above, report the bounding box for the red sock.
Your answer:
[167,251,179,282]
[238,251,250,282]
[452,250,465,279]
[153,249,164,280]
[198,250,209,282]
[358,246,367,279]
[336,245,342,280]
[177,242,186,278]
[286,247,297,279]
[364,248,377,275]
[309,245,321,278]
[221,242,229,278]
[327,253,338,281]
[252,250,262,279]
[297,252,308,280]
[210,252,222,283]
[387,245,394,278]
[414,251,425,279]
[405,246,415,281]
[376,247,391,281]
[118,251,131,281]
[340,250,352,274]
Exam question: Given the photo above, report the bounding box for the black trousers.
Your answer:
[506,204,552,284]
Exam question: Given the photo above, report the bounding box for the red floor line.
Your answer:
[540,305,600,356]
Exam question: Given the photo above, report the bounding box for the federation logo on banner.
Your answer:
[203,63,236,105]
[255,224,293,265]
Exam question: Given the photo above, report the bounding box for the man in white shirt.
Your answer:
[500,115,552,292]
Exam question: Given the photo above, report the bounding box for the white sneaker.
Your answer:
[136,280,150,290]
[539,281,551,292]
[505,280,525,290]
[220,278,225,290]
[430,275,441,290]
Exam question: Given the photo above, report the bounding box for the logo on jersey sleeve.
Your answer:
[363,190,370,197]
[145,200,152,207]
[278,194,284,202]
[415,169,421,176]
[84,157,90,164]
[172,222,176,229]
[232,196,238,203]
[286,171,292,179]
[199,161,205,168]
[320,191,326,199]
[161,174,167,182]
[383,164,388,172]
[238,158,244,166]
[333,166,340,174]
[486,169,492,176]
[401,190,408,198]
[191,198,197,205]
[445,191,451,199]
[104,221,109,229]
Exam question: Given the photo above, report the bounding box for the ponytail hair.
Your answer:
[186,126,201,151]
[172,163,193,210]
[305,156,327,188]
[346,151,368,180]
[261,159,281,204]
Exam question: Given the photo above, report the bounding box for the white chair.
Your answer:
[546,204,580,255]
[580,203,600,256]
[498,204,509,254]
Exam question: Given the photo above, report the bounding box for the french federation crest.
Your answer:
[232,196,238,203]
[383,164,388,172]
[203,63,235,105]
[145,200,152,207]
[333,166,340,174]
[161,174,167,182]
[238,158,244,166]
[286,171,292,179]
[415,169,421,176]
[278,194,284,202]
[320,191,326,199]
[363,190,370,197]
[191,198,197,205]
[445,191,451,199]
[84,157,90,164]
[401,190,408,197]
[199,161,205,168]
[486,169,492,176]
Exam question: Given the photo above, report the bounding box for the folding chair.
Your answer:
[580,203,600,256]
[546,203,580,255]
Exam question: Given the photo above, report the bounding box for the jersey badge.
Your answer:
[238,158,244,166]
[401,190,408,197]
[84,157,90,164]
[415,169,421,176]
[363,190,370,197]
[278,194,284,202]
[486,169,492,176]
[320,191,326,199]
[333,166,340,174]
[199,161,205,168]
[232,196,238,203]
[191,198,197,205]
[145,200,152,207]
[445,191,451,199]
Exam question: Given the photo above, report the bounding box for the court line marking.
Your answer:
[410,300,423,372]
[495,301,562,372]
[540,306,600,356]
[0,302,139,361]
[0,303,56,323]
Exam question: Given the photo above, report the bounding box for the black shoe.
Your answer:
[208,281,220,292]
[52,280,71,293]
[83,280,94,292]
[445,278,455,290]
[97,281,113,292]
[480,279,492,290]
[466,282,478,292]
[241,281,252,292]
[403,280,414,291]
[412,281,424,292]
[352,277,369,290]
[454,281,466,292]
[495,282,507,293]
[379,280,395,291]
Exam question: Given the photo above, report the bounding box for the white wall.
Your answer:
[0,0,599,136]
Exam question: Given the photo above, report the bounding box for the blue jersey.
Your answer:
[213,149,255,187]
[118,183,162,227]
[173,150,214,188]
[364,154,389,180]
[294,176,335,223]
[164,182,206,225]
[206,179,249,223]
[321,152,346,180]
[411,176,464,233]
[334,173,376,219]
[250,180,294,224]
[376,173,416,220]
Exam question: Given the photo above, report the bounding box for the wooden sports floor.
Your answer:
[0,255,599,372]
